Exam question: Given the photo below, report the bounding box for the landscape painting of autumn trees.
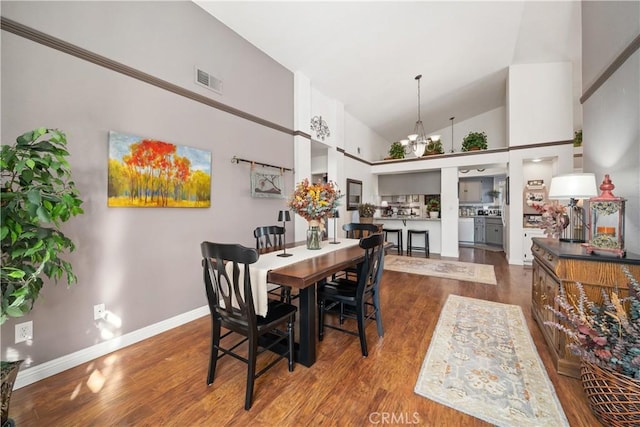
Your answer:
[108,131,211,208]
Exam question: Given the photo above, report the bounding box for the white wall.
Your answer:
[344,112,388,163]
[581,1,640,255]
[508,62,574,146]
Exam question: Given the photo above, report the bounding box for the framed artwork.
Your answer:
[251,168,284,198]
[346,178,362,211]
[108,131,211,208]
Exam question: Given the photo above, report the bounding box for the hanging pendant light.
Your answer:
[400,74,428,157]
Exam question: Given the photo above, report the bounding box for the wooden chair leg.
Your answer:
[287,318,295,372]
[318,299,325,341]
[373,290,384,337]
[356,303,368,357]
[245,337,258,410]
[208,320,221,385]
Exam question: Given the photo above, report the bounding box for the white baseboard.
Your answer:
[14,305,209,389]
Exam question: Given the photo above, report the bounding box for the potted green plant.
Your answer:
[545,267,640,425]
[387,142,405,160]
[461,131,488,151]
[357,203,377,223]
[426,198,440,218]
[1,128,84,425]
[574,129,583,147]
[424,139,444,155]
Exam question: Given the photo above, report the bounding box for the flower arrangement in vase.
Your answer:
[357,203,377,223]
[532,201,568,238]
[288,178,342,249]
[426,198,440,218]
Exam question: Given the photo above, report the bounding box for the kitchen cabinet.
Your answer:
[485,218,503,246]
[473,217,485,243]
[523,228,546,264]
[459,180,482,202]
[531,238,640,378]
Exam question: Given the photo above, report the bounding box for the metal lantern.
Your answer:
[584,175,626,257]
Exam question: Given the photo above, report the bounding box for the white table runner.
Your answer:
[227,238,360,316]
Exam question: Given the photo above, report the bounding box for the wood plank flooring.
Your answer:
[8,248,601,426]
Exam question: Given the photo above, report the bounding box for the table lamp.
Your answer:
[548,173,598,243]
[277,210,292,257]
[330,209,340,244]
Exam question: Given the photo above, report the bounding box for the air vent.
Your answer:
[195,67,223,94]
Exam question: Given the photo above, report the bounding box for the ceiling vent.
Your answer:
[195,66,223,94]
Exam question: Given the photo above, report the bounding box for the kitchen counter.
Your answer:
[375,216,440,221]
[374,217,441,254]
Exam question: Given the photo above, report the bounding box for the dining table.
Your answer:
[250,238,373,367]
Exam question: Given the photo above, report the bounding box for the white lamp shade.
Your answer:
[381,201,389,207]
[413,140,426,157]
[548,173,598,199]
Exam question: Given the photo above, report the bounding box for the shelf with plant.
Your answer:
[461,131,488,151]
[387,141,405,160]
[424,139,444,155]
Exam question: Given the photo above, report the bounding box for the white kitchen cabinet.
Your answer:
[459,180,482,202]
[523,228,546,264]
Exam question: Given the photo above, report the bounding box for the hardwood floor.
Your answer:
[9,247,600,426]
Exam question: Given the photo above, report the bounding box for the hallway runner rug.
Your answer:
[383,255,497,285]
[414,295,569,427]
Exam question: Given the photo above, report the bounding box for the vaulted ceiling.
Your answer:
[194,1,581,143]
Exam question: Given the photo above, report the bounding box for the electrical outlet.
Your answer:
[94,304,105,320]
[15,321,33,344]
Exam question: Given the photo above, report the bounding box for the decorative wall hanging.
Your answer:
[108,131,211,208]
[250,167,285,198]
[231,156,291,199]
[310,115,330,141]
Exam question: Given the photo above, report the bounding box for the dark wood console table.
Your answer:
[530,238,640,378]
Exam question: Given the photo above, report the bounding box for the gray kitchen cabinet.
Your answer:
[459,180,482,202]
[474,217,485,243]
[485,217,503,246]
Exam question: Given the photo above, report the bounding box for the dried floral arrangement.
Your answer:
[288,178,342,222]
[545,266,640,379]
[532,201,568,238]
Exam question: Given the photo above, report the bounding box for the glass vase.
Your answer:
[307,220,321,250]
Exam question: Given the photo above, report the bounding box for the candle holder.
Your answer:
[277,210,292,257]
[330,209,340,244]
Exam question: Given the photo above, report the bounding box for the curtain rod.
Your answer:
[231,156,293,173]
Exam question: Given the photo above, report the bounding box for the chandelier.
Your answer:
[401,74,428,157]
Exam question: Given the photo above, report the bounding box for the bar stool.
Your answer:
[407,229,429,257]
[383,228,403,255]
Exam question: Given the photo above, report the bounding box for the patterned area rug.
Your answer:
[383,255,497,285]
[415,295,569,427]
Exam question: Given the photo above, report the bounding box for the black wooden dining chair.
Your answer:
[253,225,293,302]
[253,225,285,253]
[342,222,379,239]
[336,222,380,280]
[318,232,385,357]
[201,241,297,410]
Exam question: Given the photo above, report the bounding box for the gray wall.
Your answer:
[1,2,294,366]
[582,1,640,255]
[378,171,442,195]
